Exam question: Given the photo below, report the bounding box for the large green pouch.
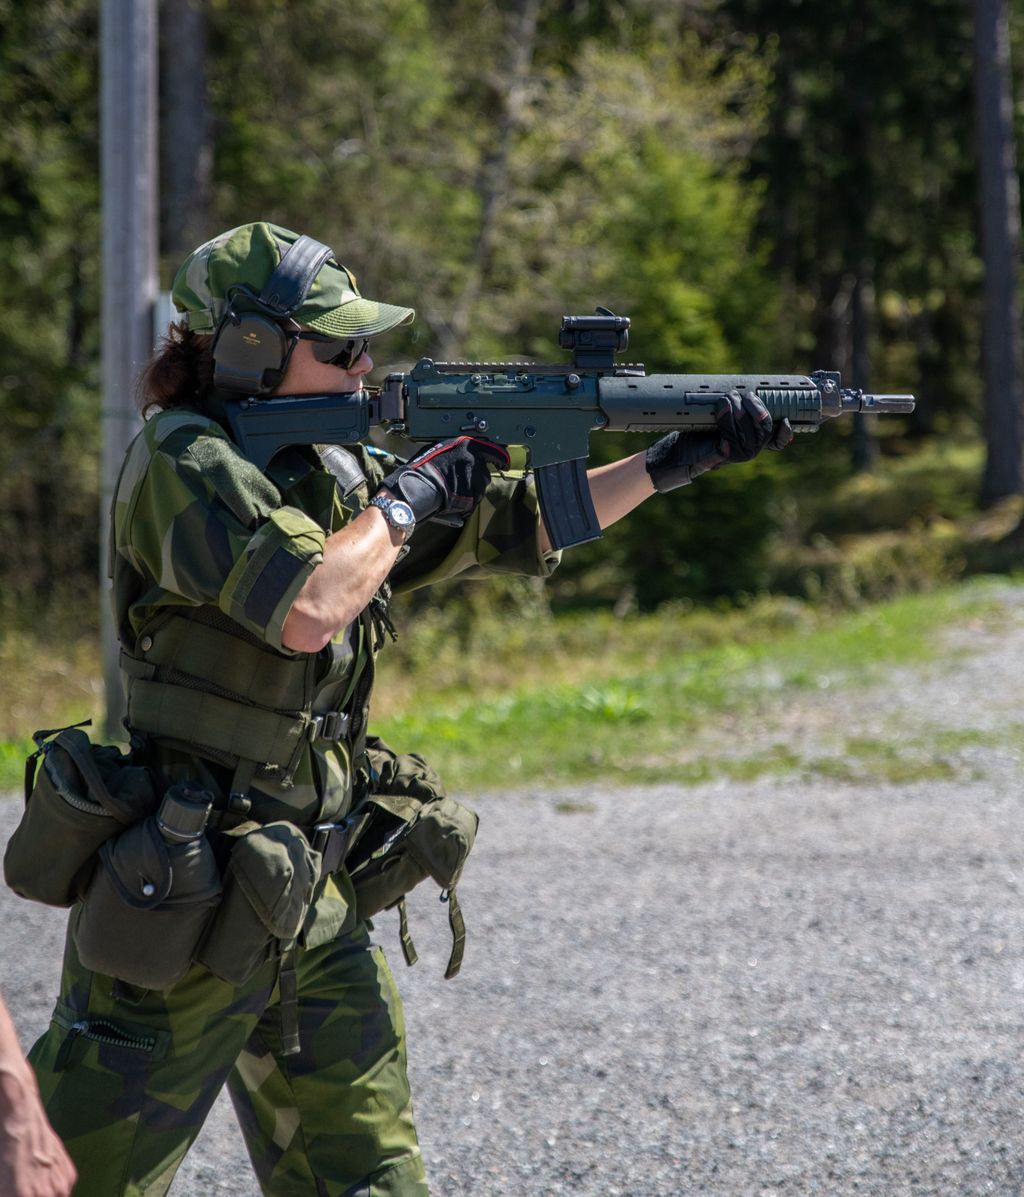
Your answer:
[3,726,160,908]
[346,736,479,979]
[347,793,479,923]
[195,821,322,987]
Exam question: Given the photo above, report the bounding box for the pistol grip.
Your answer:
[535,459,602,550]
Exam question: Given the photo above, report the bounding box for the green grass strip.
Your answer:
[0,578,1013,796]
[374,581,1010,790]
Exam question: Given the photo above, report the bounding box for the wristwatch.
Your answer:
[369,494,416,541]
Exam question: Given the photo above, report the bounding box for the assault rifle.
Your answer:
[225,311,915,550]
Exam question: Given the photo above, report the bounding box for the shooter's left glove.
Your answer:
[645,389,793,493]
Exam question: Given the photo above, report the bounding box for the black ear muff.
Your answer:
[212,307,291,395]
[211,235,335,396]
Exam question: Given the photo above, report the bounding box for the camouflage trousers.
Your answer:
[29,913,429,1196]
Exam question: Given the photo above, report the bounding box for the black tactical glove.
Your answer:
[645,389,793,493]
[378,435,511,522]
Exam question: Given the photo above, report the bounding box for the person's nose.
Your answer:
[351,349,373,376]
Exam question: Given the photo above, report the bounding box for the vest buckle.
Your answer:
[312,711,350,742]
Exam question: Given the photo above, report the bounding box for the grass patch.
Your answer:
[0,577,1015,795]
[374,579,1013,790]
[0,624,101,791]
[626,721,1022,791]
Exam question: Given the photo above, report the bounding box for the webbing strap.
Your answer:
[347,610,376,769]
[395,890,467,979]
[444,888,467,980]
[43,730,139,825]
[122,615,312,710]
[397,898,418,968]
[49,731,120,821]
[278,952,301,1056]
[127,679,310,772]
[229,758,259,803]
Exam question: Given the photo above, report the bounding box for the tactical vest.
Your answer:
[111,410,380,813]
[119,603,371,800]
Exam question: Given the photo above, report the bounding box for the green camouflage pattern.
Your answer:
[172,222,415,338]
[110,408,328,654]
[110,410,556,950]
[38,407,559,1192]
[31,916,426,1196]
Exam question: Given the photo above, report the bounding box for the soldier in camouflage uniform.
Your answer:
[27,223,790,1196]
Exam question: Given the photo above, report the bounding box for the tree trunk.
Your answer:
[845,3,877,473]
[850,269,878,471]
[973,0,1023,504]
[438,0,540,359]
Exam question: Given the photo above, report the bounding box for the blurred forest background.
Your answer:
[1,0,1023,641]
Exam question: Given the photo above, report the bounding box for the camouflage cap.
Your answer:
[171,222,415,338]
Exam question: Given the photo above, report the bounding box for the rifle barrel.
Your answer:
[849,392,916,415]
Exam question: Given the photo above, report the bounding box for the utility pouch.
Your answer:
[4,725,160,908]
[74,784,221,990]
[347,737,478,979]
[195,821,322,987]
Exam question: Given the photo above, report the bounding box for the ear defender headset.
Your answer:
[211,234,335,395]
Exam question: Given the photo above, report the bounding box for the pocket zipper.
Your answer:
[55,1017,157,1070]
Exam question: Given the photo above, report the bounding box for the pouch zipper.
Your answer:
[59,789,116,816]
[36,740,116,816]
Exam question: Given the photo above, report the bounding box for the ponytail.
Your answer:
[136,320,214,415]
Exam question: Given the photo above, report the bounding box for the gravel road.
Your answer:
[2,583,1022,1196]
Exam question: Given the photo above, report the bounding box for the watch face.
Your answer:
[389,500,415,529]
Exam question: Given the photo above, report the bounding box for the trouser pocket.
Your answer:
[196,822,322,987]
[74,786,222,990]
[52,1007,171,1072]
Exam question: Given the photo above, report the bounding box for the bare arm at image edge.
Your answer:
[0,995,77,1197]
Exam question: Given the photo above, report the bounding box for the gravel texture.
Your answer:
[2,584,1022,1196]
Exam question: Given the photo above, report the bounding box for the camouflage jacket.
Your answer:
[109,405,558,947]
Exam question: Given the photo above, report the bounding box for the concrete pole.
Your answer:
[100,0,157,739]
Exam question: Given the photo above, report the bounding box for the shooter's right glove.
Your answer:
[645,389,793,493]
[377,436,511,523]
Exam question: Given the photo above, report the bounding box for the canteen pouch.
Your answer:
[4,726,160,908]
[195,822,322,987]
[74,807,222,991]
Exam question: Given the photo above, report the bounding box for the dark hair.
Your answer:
[136,320,214,415]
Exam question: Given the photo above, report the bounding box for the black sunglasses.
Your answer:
[293,330,370,370]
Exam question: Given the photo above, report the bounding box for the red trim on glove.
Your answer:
[412,436,511,469]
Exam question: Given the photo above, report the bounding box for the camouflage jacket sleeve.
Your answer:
[388,468,562,594]
[111,410,327,652]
